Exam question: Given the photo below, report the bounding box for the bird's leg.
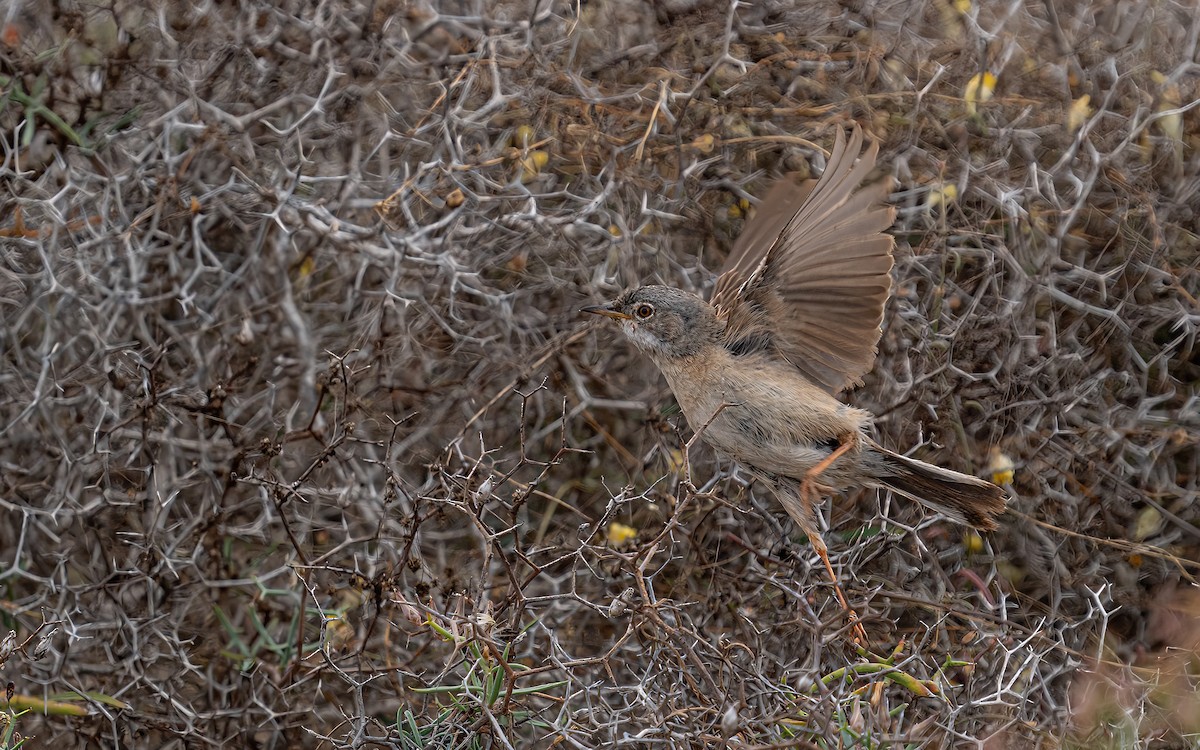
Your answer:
[800,436,867,644]
[809,528,868,645]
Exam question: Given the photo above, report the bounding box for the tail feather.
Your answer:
[875,447,1006,531]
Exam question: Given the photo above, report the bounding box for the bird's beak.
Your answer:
[580,302,632,321]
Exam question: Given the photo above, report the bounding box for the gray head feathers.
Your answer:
[605,286,725,359]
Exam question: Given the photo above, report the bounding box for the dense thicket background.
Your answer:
[2,0,1198,747]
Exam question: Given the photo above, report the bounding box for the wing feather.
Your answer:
[709,126,895,394]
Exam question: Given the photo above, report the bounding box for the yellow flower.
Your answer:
[987,448,1015,485]
[607,523,638,546]
[964,72,997,115]
[1067,94,1091,134]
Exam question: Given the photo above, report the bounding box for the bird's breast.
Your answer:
[654,347,871,478]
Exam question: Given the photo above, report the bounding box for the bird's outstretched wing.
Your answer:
[709,127,895,394]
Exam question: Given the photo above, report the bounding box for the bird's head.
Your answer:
[582,285,723,360]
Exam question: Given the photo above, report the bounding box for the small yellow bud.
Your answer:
[691,133,715,153]
[964,71,997,115]
[987,448,1014,485]
[664,448,686,474]
[1067,94,1091,134]
[1133,506,1162,542]
[606,523,638,546]
[513,124,536,148]
[298,255,317,279]
[927,183,958,211]
[520,150,549,181]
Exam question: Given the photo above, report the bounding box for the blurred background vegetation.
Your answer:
[1,0,1198,747]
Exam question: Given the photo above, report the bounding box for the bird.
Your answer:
[583,126,1006,638]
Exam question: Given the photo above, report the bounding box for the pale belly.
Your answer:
[657,353,873,484]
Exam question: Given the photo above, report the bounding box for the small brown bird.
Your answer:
[584,127,1006,632]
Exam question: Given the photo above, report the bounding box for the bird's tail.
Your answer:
[874,446,1006,531]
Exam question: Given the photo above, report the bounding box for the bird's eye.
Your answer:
[635,304,654,319]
